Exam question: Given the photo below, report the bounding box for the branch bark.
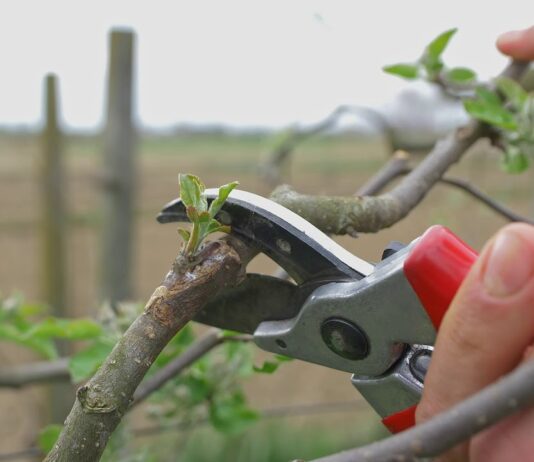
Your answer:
[356,150,534,225]
[44,240,244,462]
[307,359,534,462]
[271,60,529,235]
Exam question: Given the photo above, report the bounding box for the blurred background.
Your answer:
[1,1,534,460]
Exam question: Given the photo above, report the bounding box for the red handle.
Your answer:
[382,226,478,432]
[404,225,478,330]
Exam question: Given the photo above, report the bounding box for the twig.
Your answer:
[132,330,252,406]
[259,105,393,186]
[0,358,70,388]
[438,176,534,224]
[44,240,246,462]
[133,400,368,438]
[356,154,533,225]
[355,150,411,196]
[271,60,529,236]
[0,401,368,461]
[307,359,534,462]
[0,448,41,462]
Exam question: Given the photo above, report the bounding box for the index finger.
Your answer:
[497,26,534,61]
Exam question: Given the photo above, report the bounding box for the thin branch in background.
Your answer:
[133,400,369,439]
[132,329,252,407]
[438,176,534,224]
[0,358,70,388]
[0,400,369,461]
[271,58,529,237]
[259,105,394,187]
[356,151,534,225]
[0,448,41,462]
[355,150,411,196]
[307,359,534,462]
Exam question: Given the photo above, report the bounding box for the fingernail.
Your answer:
[483,230,534,297]
[498,30,524,44]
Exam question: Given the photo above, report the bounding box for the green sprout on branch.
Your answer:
[178,174,239,256]
[383,28,476,85]
[384,28,534,174]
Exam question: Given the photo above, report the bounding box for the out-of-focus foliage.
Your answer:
[384,28,534,174]
[0,295,101,359]
[2,294,290,456]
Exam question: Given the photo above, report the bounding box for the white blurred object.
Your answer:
[380,81,469,149]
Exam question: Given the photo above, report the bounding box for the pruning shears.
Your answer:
[157,189,478,433]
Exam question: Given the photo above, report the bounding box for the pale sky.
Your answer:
[0,0,532,130]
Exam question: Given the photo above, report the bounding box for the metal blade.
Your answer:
[194,274,303,334]
[158,189,374,284]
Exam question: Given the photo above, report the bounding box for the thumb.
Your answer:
[417,223,534,422]
[496,26,534,61]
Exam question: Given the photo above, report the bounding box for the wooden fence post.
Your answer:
[41,73,66,317]
[100,29,137,304]
[40,73,73,423]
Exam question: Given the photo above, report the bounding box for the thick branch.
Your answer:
[44,240,244,462]
[308,359,534,462]
[357,153,533,225]
[0,358,70,387]
[271,60,529,235]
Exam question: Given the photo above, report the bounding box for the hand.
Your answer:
[416,224,534,461]
[497,26,534,60]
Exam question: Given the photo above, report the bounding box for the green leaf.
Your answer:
[476,87,501,106]
[253,361,279,374]
[68,340,114,382]
[446,67,476,83]
[206,219,231,235]
[179,174,204,209]
[209,391,259,434]
[38,424,62,453]
[27,318,102,340]
[177,228,191,243]
[426,28,457,61]
[208,181,239,218]
[185,206,199,224]
[274,354,293,362]
[501,146,530,173]
[464,99,517,130]
[497,77,528,109]
[382,63,419,80]
[0,324,57,358]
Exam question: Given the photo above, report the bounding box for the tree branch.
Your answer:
[271,60,529,235]
[259,105,393,187]
[306,359,534,462]
[0,358,70,388]
[355,150,411,196]
[356,151,534,225]
[44,240,245,462]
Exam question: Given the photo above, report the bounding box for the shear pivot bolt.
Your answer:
[321,318,369,360]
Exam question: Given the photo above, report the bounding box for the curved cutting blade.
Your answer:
[195,274,303,334]
[158,189,373,284]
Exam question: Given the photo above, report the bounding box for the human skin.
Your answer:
[415,27,534,462]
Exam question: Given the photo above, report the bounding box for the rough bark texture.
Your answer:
[270,122,485,235]
[44,241,243,462]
